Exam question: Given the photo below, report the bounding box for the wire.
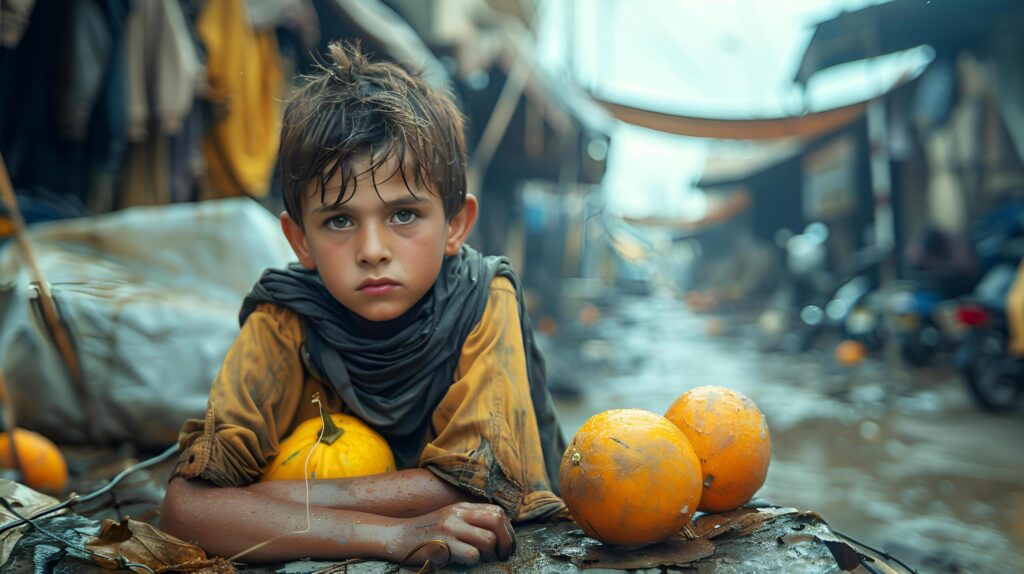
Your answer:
[226,393,328,562]
[831,527,920,574]
[0,496,156,573]
[0,443,180,535]
[397,539,451,574]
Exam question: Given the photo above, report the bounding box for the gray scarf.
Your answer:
[239,245,565,490]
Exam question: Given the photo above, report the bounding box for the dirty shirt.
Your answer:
[173,250,565,522]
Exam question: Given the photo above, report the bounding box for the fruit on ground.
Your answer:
[262,404,395,481]
[705,317,727,337]
[0,428,68,494]
[835,339,869,366]
[578,304,601,327]
[664,386,771,513]
[559,409,703,546]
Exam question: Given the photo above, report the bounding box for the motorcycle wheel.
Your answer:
[899,325,941,368]
[963,333,1023,412]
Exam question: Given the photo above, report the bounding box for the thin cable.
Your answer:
[395,539,451,574]
[227,395,328,562]
[0,443,180,535]
[831,527,919,574]
[0,497,156,574]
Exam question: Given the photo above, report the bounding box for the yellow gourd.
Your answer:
[262,394,396,481]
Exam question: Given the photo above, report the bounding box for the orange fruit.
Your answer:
[560,409,703,546]
[535,315,558,336]
[578,304,601,327]
[664,386,770,513]
[835,340,868,366]
[0,428,68,494]
[705,317,727,337]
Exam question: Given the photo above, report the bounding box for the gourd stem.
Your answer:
[313,393,344,445]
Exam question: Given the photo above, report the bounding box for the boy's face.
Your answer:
[281,160,477,322]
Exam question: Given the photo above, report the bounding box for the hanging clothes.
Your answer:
[0,0,74,198]
[169,102,204,204]
[0,0,36,48]
[125,0,202,141]
[58,0,132,211]
[120,137,172,207]
[195,0,284,199]
[119,0,203,208]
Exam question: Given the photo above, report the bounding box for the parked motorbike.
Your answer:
[889,227,979,367]
[956,263,1024,411]
[828,274,886,351]
[887,282,962,367]
[793,244,886,353]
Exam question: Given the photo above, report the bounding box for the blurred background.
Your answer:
[1,0,1023,572]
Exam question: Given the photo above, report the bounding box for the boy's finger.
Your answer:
[450,522,498,562]
[486,516,514,560]
[500,517,516,560]
[461,508,515,560]
[445,538,482,565]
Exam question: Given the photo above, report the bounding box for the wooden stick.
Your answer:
[0,153,90,435]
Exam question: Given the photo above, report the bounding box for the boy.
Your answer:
[160,43,566,566]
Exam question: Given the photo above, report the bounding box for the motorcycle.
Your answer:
[890,227,979,367]
[956,263,1024,411]
[794,244,886,353]
[829,274,886,351]
[757,223,831,353]
[887,282,962,367]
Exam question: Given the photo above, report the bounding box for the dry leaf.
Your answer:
[577,538,716,570]
[691,506,797,540]
[0,479,61,564]
[83,518,234,573]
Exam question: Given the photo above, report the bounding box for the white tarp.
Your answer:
[0,198,294,446]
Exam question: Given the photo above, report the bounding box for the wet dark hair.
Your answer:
[279,42,467,228]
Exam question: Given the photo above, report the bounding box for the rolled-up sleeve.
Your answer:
[419,278,565,522]
[172,303,311,487]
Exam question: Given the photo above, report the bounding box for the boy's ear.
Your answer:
[445,194,478,256]
[280,211,317,269]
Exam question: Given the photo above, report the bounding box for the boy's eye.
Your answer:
[391,210,417,224]
[326,215,352,230]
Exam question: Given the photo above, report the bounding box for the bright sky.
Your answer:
[535,0,924,218]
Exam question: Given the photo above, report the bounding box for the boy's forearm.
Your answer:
[249,467,476,517]
[161,477,401,562]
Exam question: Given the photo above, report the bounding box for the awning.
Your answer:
[594,98,866,141]
[697,139,806,189]
[795,0,1015,85]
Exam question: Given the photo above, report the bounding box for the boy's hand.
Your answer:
[390,502,515,566]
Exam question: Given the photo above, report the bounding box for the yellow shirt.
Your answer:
[173,277,564,522]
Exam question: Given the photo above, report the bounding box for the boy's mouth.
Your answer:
[358,277,399,295]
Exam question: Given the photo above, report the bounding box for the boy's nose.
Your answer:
[357,224,392,266]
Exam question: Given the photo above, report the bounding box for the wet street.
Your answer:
[544,291,1024,573]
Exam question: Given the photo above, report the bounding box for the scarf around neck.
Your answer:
[239,245,566,488]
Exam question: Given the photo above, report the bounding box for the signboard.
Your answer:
[802,135,857,220]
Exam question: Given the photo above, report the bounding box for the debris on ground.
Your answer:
[1,474,913,574]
